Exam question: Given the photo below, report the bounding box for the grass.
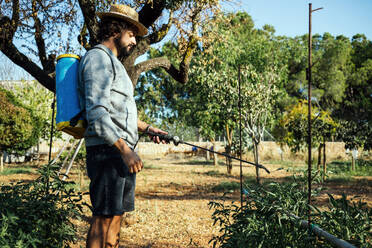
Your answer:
[143,163,162,170]
[177,159,216,166]
[212,181,241,192]
[0,155,371,248]
[0,167,34,175]
[267,160,301,167]
[327,160,372,177]
[212,177,257,192]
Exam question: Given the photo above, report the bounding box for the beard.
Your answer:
[114,34,134,57]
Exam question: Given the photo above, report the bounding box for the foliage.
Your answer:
[209,180,313,248]
[0,163,84,248]
[209,178,371,248]
[0,87,42,155]
[277,100,337,153]
[0,0,229,91]
[12,80,57,141]
[212,181,241,192]
[320,194,372,247]
[327,160,372,177]
[312,33,352,109]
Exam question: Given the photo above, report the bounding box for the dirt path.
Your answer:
[1,154,370,247]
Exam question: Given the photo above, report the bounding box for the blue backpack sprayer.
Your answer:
[55,54,85,139]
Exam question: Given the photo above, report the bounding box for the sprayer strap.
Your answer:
[70,46,117,127]
[92,46,116,80]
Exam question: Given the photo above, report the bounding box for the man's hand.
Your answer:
[147,126,168,144]
[113,138,143,173]
[121,148,143,173]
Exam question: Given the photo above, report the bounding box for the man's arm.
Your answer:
[113,138,143,173]
[137,120,168,143]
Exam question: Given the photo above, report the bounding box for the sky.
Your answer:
[1,0,372,80]
[226,0,372,40]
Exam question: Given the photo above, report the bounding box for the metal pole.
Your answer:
[50,136,72,165]
[238,65,243,208]
[48,95,56,163]
[308,2,323,233]
[307,2,313,233]
[62,139,84,181]
[290,213,356,248]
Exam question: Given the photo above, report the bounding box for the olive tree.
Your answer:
[0,0,230,91]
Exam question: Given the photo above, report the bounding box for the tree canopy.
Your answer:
[0,0,228,91]
[0,87,43,155]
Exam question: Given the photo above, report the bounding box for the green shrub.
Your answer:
[321,194,371,247]
[0,163,84,248]
[0,87,42,155]
[209,178,371,247]
[328,160,372,177]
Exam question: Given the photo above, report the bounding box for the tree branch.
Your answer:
[148,11,173,45]
[77,0,99,46]
[138,0,166,28]
[1,42,55,92]
[11,0,20,35]
[31,0,54,73]
[0,0,19,41]
[133,57,189,85]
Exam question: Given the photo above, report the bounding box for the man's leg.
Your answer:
[105,215,122,248]
[86,215,113,248]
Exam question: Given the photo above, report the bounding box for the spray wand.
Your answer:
[145,131,270,174]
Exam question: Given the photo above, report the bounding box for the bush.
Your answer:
[0,163,84,248]
[0,87,42,155]
[209,178,371,248]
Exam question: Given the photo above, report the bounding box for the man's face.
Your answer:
[114,29,137,56]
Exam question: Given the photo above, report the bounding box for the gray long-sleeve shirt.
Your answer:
[78,44,138,148]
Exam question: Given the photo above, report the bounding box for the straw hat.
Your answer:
[97,4,147,36]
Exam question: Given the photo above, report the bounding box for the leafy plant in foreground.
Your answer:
[0,163,84,248]
[209,178,371,247]
[320,194,371,247]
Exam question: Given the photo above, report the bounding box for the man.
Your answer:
[78,4,167,248]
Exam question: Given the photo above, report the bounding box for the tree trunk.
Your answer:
[317,144,322,171]
[0,152,3,173]
[351,155,355,171]
[322,139,326,181]
[253,142,260,184]
[213,141,218,166]
[225,125,234,174]
[225,145,232,174]
[206,143,210,161]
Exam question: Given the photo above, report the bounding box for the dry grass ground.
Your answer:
[1,153,371,248]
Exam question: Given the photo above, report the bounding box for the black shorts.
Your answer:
[86,144,136,216]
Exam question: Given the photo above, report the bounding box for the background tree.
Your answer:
[0,87,43,171]
[334,34,372,151]
[12,80,55,141]
[277,100,337,180]
[191,13,286,180]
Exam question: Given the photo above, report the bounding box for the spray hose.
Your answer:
[145,131,270,174]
